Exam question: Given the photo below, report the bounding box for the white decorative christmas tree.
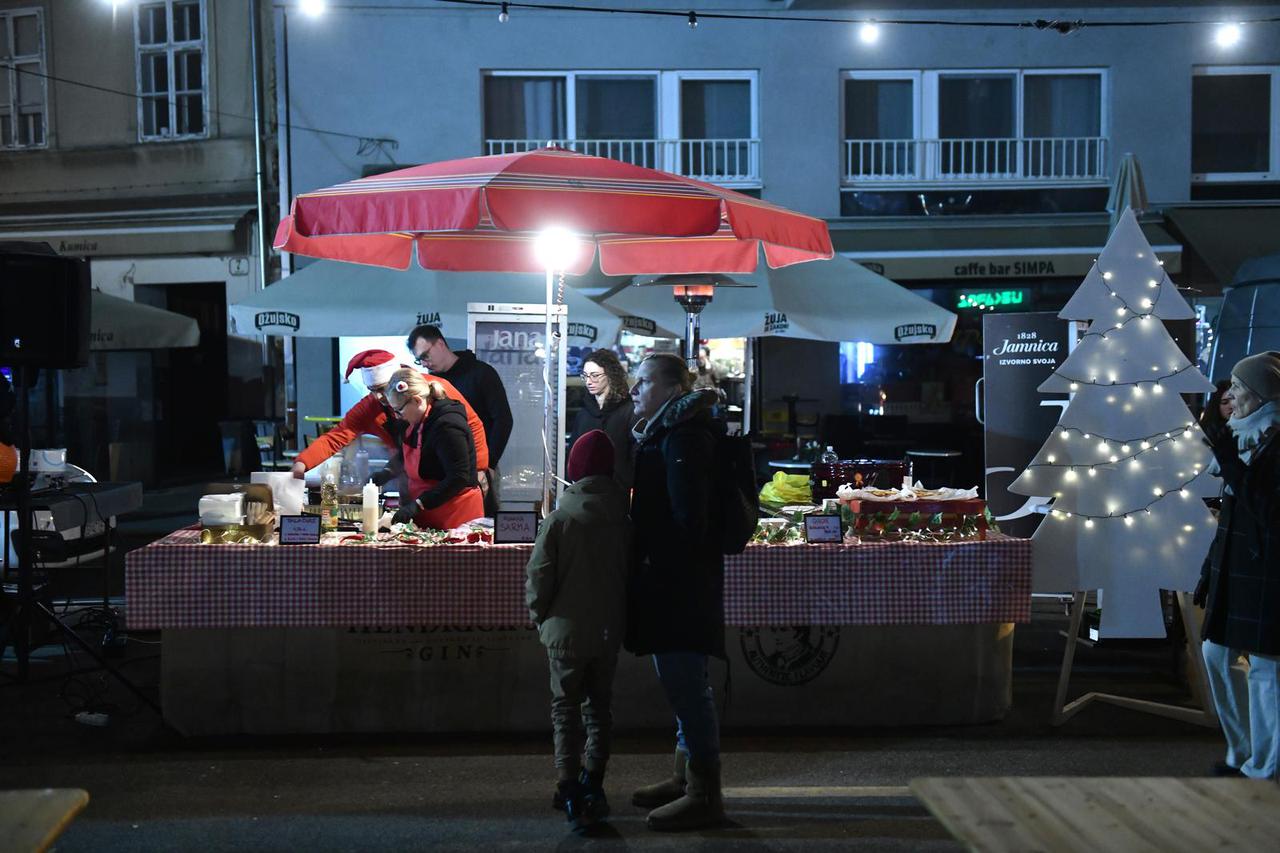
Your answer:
[1009,209,1218,638]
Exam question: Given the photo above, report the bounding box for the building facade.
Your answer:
[0,0,277,480]
[272,1,1279,460]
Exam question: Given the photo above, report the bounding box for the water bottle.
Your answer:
[820,445,839,464]
[354,445,370,487]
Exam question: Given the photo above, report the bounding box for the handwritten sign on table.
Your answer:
[494,511,539,544]
[803,515,843,544]
[279,515,322,545]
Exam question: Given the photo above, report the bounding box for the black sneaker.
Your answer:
[578,768,610,823]
[560,779,596,833]
[1212,761,1244,777]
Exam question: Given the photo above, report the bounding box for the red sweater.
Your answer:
[296,374,489,471]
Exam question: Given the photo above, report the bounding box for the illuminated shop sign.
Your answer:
[956,289,1028,310]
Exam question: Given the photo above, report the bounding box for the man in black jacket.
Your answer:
[626,353,726,831]
[408,324,514,514]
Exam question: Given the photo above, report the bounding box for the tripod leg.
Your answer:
[35,600,160,714]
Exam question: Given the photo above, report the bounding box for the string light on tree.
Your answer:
[858,21,881,44]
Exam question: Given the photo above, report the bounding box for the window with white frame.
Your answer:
[0,8,47,149]
[135,0,207,141]
[483,70,759,185]
[842,69,1106,185]
[1192,67,1279,182]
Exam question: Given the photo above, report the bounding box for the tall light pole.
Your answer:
[248,0,270,293]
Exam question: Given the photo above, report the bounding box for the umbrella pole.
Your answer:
[743,338,754,436]
[543,268,558,515]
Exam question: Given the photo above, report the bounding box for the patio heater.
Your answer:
[638,274,751,368]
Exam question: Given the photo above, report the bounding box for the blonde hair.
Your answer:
[385,368,448,408]
[642,353,695,393]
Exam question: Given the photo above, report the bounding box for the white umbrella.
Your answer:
[1107,153,1148,232]
[90,290,200,350]
[228,260,664,348]
[602,254,956,345]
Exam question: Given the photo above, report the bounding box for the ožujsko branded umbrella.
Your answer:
[273,148,833,504]
[603,255,957,345]
[228,260,670,347]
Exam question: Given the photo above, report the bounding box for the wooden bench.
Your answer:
[0,788,89,853]
[910,777,1280,853]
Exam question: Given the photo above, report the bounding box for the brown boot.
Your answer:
[645,756,725,832]
[631,750,687,808]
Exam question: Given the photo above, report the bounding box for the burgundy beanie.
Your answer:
[567,430,615,482]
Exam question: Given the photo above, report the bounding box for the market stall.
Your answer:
[126,528,1029,736]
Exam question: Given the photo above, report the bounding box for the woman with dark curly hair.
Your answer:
[1201,379,1235,446]
[570,349,636,488]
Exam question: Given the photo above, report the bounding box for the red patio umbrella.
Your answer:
[273,148,833,275]
[274,148,833,506]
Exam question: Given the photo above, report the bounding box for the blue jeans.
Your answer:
[1202,640,1280,780]
[652,653,720,763]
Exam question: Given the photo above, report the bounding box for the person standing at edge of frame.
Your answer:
[1195,351,1280,781]
[408,325,513,517]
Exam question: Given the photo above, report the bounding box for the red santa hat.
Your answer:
[344,349,400,389]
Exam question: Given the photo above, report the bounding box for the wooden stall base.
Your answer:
[1052,591,1218,728]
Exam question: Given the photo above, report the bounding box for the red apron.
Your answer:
[402,430,484,530]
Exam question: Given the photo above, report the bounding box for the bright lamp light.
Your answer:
[299,0,327,18]
[1214,22,1242,48]
[858,22,880,45]
[534,227,579,271]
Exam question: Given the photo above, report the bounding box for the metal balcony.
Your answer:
[842,136,1110,189]
[484,138,762,187]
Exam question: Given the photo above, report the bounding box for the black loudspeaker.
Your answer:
[0,242,91,369]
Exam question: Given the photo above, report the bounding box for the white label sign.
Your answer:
[494,511,539,544]
[279,515,322,545]
[803,515,843,544]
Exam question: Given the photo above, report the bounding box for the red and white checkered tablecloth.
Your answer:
[724,536,1030,626]
[125,529,1030,630]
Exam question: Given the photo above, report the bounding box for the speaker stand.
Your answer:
[0,367,158,714]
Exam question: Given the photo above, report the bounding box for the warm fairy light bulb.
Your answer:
[1084,519,1094,528]
[1132,386,1144,397]
[1069,382,1079,391]
[1102,272,1113,280]
[1064,469,1077,482]
[1180,489,1191,499]
[1153,384,1164,394]
[1183,524,1194,532]
[1183,429,1192,438]
[1121,444,1131,453]
[1106,395,1116,404]
[1124,516,1134,526]
[1109,455,1119,462]
[1141,298,1153,309]
[1046,454,1056,463]
[1116,307,1126,316]
[1061,430,1070,439]
[1153,488,1163,497]
[1130,459,1140,470]
[1098,441,1109,453]
[1087,468,1097,477]
[1140,441,1151,449]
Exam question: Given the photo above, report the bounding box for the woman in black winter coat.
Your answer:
[570,349,636,488]
[1195,352,1280,781]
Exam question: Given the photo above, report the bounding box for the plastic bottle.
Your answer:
[354,445,370,488]
[362,479,379,533]
[320,464,339,532]
[820,445,839,464]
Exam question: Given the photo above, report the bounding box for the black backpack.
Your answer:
[715,432,759,554]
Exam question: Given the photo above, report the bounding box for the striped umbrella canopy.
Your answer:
[273,148,833,275]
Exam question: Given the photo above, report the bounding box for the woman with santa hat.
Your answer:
[382,368,484,530]
[291,349,488,481]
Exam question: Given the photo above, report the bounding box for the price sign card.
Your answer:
[803,515,843,544]
[494,511,539,544]
[279,515,322,545]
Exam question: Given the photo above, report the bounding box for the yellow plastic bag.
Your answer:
[758,471,811,507]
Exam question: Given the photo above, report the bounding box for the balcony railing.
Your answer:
[842,136,1109,188]
[485,138,762,186]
